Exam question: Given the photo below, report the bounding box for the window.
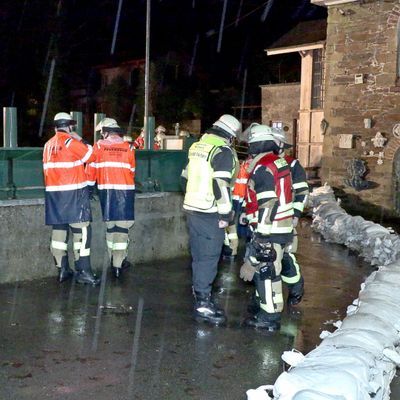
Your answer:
[311,49,324,109]
[272,121,283,129]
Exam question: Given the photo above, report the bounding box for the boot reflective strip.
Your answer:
[80,227,90,257]
[259,280,276,314]
[113,242,128,250]
[281,254,301,284]
[51,240,68,250]
[196,306,214,315]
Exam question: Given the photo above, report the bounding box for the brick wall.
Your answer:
[260,83,300,145]
[322,0,400,211]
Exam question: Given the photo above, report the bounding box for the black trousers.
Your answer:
[186,211,225,295]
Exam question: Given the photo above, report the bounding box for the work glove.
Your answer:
[293,216,299,228]
[218,220,229,229]
[240,260,257,282]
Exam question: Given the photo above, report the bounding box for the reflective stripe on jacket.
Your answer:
[43,131,95,225]
[86,138,136,221]
[246,153,294,235]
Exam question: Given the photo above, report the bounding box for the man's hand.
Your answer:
[218,220,229,229]
[293,216,299,228]
[240,260,256,282]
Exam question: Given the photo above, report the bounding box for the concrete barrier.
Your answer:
[0,192,189,283]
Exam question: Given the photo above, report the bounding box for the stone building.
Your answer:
[311,0,400,213]
[263,19,327,174]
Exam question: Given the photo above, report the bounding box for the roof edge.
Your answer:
[311,0,358,6]
[265,41,325,56]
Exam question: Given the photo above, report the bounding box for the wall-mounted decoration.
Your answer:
[371,131,387,148]
[339,134,353,149]
[344,158,375,191]
[354,74,364,84]
[320,119,328,135]
[363,118,372,129]
[393,123,400,139]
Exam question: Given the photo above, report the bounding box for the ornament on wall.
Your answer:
[344,158,376,191]
[371,131,387,148]
[320,119,329,135]
[393,123,400,139]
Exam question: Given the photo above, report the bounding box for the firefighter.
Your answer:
[239,124,294,331]
[43,112,99,285]
[273,127,309,306]
[182,114,241,325]
[86,118,136,278]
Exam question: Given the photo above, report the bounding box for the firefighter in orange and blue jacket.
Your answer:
[86,118,136,279]
[239,124,294,331]
[43,112,99,285]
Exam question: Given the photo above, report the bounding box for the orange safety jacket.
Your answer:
[43,130,95,225]
[232,159,251,203]
[86,137,136,221]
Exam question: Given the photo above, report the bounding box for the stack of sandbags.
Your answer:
[246,186,400,400]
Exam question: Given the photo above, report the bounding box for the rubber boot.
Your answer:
[75,257,100,286]
[111,266,122,279]
[58,256,74,283]
[287,277,304,306]
[193,291,227,325]
[243,311,281,332]
[121,258,132,270]
[247,292,260,315]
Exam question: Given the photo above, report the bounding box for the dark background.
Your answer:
[0,0,326,144]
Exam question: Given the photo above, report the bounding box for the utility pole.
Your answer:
[144,0,152,149]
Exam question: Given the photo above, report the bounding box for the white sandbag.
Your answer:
[273,366,371,400]
[339,313,400,343]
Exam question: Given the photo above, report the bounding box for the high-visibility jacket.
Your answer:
[246,152,294,236]
[43,130,95,225]
[183,134,236,214]
[86,137,136,221]
[232,158,251,203]
[284,155,309,217]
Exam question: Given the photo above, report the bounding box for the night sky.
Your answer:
[0,0,326,143]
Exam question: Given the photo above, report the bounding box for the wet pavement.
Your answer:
[0,219,379,399]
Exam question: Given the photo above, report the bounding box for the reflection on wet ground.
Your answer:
[0,220,376,399]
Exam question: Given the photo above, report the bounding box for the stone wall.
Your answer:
[0,193,189,283]
[260,83,300,145]
[321,1,400,211]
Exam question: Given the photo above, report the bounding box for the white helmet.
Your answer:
[271,126,292,150]
[212,114,241,138]
[155,125,166,134]
[54,112,76,128]
[96,117,124,135]
[248,123,277,144]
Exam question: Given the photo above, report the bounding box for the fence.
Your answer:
[0,148,190,200]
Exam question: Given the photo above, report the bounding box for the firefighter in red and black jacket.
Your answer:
[86,118,136,279]
[43,112,99,286]
[239,124,294,331]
